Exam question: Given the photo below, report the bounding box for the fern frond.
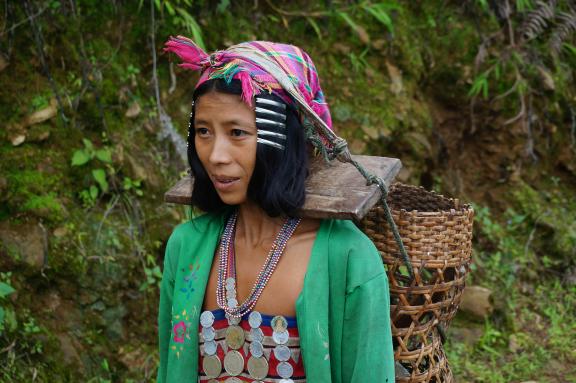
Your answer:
[521,0,556,40]
[551,11,576,53]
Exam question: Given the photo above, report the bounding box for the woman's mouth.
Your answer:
[212,175,240,191]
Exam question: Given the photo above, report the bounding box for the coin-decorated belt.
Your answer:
[199,308,305,382]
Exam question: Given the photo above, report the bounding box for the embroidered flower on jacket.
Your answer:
[173,321,187,343]
[180,262,201,299]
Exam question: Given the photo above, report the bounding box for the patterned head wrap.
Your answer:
[164,37,335,150]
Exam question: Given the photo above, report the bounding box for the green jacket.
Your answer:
[158,212,395,382]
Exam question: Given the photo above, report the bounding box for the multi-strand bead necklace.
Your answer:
[216,210,302,318]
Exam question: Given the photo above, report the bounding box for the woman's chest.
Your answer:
[202,238,314,317]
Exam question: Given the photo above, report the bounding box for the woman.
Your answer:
[159,38,395,383]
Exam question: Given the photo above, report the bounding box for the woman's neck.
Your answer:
[235,200,285,250]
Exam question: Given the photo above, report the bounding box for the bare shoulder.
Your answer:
[292,217,321,244]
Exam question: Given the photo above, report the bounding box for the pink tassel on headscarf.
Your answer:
[237,70,258,106]
[163,35,209,71]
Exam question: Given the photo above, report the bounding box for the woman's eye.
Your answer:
[231,129,248,137]
[195,127,210,136]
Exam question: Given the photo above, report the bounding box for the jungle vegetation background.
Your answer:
[1,0,575,382]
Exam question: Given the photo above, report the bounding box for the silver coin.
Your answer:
[204,339,217,355]
[226,313,241,325]
[225,325,245,350]
[277,361,294,379]
[201,326,215,341]
[223,350,244,376]
[249,340,264,358]
[279,380,294,383]
[250,327,264,343]
[224,378,242,383]
[271,315,288,332]
[247,355,269,380]
[272,329,289,345]
[248,311,262,328]
[225,277,236,289]
[227,298,238,308]
[202,354,222,378]
[273,344,291,362]
[200,311,215,328]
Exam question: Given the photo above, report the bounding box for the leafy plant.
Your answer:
[122,177,144,197]
[71,138,113,206]
[0,281,16,335]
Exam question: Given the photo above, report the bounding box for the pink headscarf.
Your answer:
[164,36,333,131]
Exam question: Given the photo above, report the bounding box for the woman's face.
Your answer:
[194,91,257,206]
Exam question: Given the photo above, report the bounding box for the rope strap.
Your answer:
[303,119,415,281]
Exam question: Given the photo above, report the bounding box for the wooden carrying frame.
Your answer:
[165,155,402,220]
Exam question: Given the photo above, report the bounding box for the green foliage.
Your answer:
[71,138,116,206]
[361,2,398,34]
[0,280,16,334]
[152,0,205,50]
[123,177,144,196]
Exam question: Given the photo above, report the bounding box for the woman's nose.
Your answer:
[208,135,233,165]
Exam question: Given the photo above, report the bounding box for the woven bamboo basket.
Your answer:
[359,183,474,383]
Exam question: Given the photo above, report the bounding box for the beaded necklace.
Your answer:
[216,211,301,318]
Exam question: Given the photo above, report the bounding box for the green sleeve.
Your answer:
[341,272,395,383]
[157,228,181,383]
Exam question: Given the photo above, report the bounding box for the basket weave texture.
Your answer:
[359,183,474,383]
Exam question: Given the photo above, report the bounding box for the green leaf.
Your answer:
[0,306,4,326]
[71,150,90,166]
[165,1,175,16]
[362,4,394,34]
[175,6,206,51]
[82,138,94,151]
[306,17,323,40]
[216,0,230,13]
[0,282,15,298]
[92,169,109,193]
[95,148,112,163]
[563,43,576,57]
[89,185,99,200]
[468,73,489,99]
[336,11,370,44]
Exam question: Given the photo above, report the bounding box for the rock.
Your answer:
[126,152,161,189]
[53,226,68,238]
[41,291,62,312]
[508,334,521,353]
[537,66,555,91]
[372,39,387,50]
[450,326,484,346]
[118,346,148,372]
[103,305,128,341]
[23,98,57,127]
[56,333,83,367]
[333,43,351,55]
[10,133,26,146]
[460,285,493,319]
[0,221,47,270]
[125,101,141,118]
[385,61,403,95]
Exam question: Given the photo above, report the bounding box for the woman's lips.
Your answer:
[212,175,240,191]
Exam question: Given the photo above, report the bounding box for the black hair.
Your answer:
[187,79,308,217]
